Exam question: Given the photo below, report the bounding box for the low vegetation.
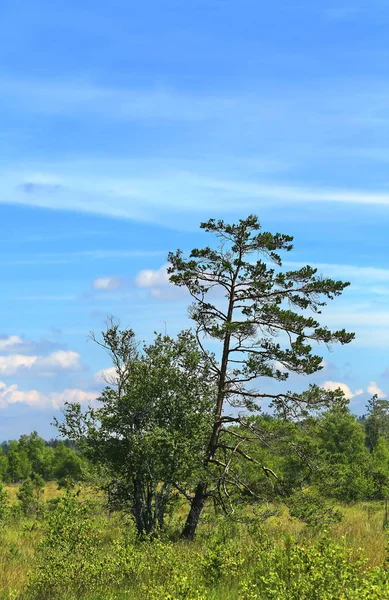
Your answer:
[0,488,388,599]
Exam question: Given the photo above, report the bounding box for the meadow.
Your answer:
[1,483,389,600]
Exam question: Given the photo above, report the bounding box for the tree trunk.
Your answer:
[181,482,207,540]
[181,283,237,540]
[133,474,145,537]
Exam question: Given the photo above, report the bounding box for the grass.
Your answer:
[333,502,387,565]
[4,482,103,504]
[5,482,61,503]
[263,501,388,566]
[0,485,388,599]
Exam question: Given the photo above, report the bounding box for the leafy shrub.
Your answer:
[0,482,10,522]
[287,488,343,529]
[26,491,112,599]
[27,493,202,599]
[240,535,389,600]
[142,572,207,600]
[17,474,44,516]
[200,519,245,584]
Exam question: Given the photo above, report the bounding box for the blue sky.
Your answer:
[0,0,389,438]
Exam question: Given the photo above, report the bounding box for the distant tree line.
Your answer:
[0,432,87,486]
[3,394,388,523]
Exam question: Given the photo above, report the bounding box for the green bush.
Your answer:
[26,491,112,599]
[240,535,389,600]
[17,474,44,516]
[0,482,9,522]
[287,488,343,529]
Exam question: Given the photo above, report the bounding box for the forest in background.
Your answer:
[2,396,389,511]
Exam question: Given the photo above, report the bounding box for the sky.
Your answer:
[0,0,389,438]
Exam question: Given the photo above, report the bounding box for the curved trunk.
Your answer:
[181,282,237,540]
[181,482,208,540]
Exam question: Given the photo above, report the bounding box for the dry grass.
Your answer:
[333,503,387,566]
[5,482,62,504]
[5,482,103,504]
[0,521,41,596]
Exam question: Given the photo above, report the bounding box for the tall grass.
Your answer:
[0,486,388,599]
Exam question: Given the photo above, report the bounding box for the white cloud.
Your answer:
[351,329,389,348]
[135,264,186,300]
[273,361,289,373]
[35,350,82,371]
[0,80,238,122]
[135,264,170,288]
[0,334,63,355]
[1,77,389,133]
[0,350,82,376]
[367,381,387,398]
[0,381,97,409]
[322,380,364,400]
[193,176,389,207]
[93,276,121,291]
[94,366,119,385]
[19,173,63,186]
[322,309,389,328]
[0,354,36,375]
[2,77,389,224]
[0,336,24,351]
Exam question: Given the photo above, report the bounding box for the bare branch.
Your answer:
[172,483,195,503]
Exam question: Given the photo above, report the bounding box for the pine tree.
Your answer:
[168,214,354,539]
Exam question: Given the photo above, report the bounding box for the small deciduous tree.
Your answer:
[17,473,45,515]
[57,324,214,537]
[18,432,53,480]
[0,482,9,521]
[168,214,354,539]
[364,396,389,453]
[52,442,86,487]
[315,405,374,502]
[6,440,32,483]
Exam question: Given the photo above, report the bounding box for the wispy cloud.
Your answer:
[0,79,246,122]
[16,172,66,195]
[18,182,65,194]
[322,1,389,22]
[0,334,62,355]
[284,262,389,282]
[1,77,389,128]
[0,249,165,266]
[3,169,389,224]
